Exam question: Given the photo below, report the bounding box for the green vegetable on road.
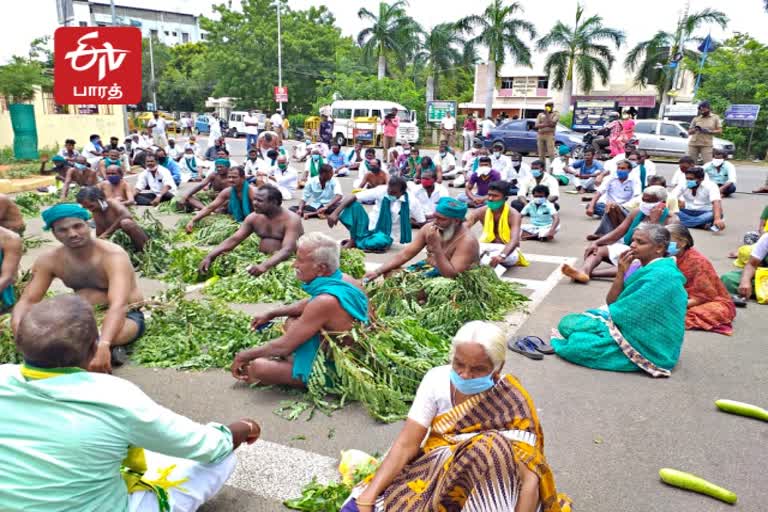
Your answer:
[659,468,737,504]
[715,399,768,422]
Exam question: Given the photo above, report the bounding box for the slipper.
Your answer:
[507,338,544,360]
[731,294,748,308]
[110,346,129,367]
[521,335,555,354]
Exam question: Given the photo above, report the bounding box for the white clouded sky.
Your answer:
[2,0,766,67]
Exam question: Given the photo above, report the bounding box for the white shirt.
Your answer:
[244,157,264,176]
[440,116,456,130]
[165,145,183,160]
[604,153,626,173]
[184,142,201,156]
[489,153,511,178]
[434,152,456,172]
[413,184,448,217]
[354,187,426,239]
[671,169,711,190]
[407,365,454,428]
[751,233,768,261]
[550,157,569,177]
[136,166,177,195]
[82,142,102,166]
[138,135,153,149]
[270,113,283,127]
[507,161,532,183]
[481,119,495,137]
[209,117,221,136]
[518,173,560,199]
[148,117,167,135]
[676,179,721,211]
[270,166,298,200]
[597,176,639,205]
[243,115,260,136]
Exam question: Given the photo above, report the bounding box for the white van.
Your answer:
[327,100,418,146]
[227,110,266,138]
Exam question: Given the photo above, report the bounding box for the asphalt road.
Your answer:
[16,136,768,511]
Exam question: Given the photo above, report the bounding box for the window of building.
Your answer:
[150,29,158,38]
[182,32,189,43]
[200,33,206,40]
[500,78,514,89]
[172,32,177,37]
[79,21,88,27]
[77,105,99,115]
[537,77,549,90]
[97,23,107,27]
[164,31,170,36]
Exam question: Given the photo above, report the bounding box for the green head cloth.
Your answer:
[435,197,468,220]
[558,145,571,156]
[52,155,66,163]
[42,203,91,231]
[214,158,230,168]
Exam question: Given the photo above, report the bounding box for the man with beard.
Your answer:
[199,185,303,277]
[11,203,145,373]
[354,158,389,191]
[363,197,478,280]
[185,167,257,232]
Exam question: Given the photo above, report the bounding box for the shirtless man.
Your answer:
[355,158,389,190]
[185,167,257,232]
[0,225,22,313]
[76,187,148,251]
[363,197,478,280]
[61,156,98,199]
[232,232,368,388]
[199,184,304,277]
[97,164,135,205]
[11,203,144,373]
[0,194,25,234]
[178,159,231,212]
[39,155,72,183]
[97,148,124,179]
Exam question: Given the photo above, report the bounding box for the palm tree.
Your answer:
[537,5,624,113]
[624,8,727,106]
[357,1,422,80]
[457,0,537,118]
[416,23,473,102]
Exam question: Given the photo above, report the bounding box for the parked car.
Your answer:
[227,110,266,138]
[194,114,228,135]
[633,119,735,159]
[480,119,583,155]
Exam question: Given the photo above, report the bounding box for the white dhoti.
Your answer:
[128,451,236,512]
[607,242,630,265]
[479,242,520,267]
[521,223,560,239]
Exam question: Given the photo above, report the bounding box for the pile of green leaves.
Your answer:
[284,460,379,511]
[13,190,75,217]
[22,235,47,252]
[4,164,39,179]
[164,236,262,284]
[110,210,174,278]
[173,215,240,246]
[0,315,22,364]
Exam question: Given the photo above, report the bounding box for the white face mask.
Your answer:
[639,201,661,216]
[478,166,491,176]
[712,158,724,166]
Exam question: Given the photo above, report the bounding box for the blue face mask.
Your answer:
[532,170,543,178]
[385,194,399,202]
[312,155,320,161]
[450,368,496,395]
[686,180,699,189]
[74,163,86,170]
[629,161,639,168]
[617,170,630,180]
[533,197,546,205]
[667,241,678,256]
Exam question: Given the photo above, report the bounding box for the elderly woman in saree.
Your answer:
[667,224,736,335]
[343,321,572,512]
[552,224,687,377]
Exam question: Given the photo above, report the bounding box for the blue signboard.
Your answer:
[725,104,760,127]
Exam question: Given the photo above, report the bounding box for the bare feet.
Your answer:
[753,187,768,194]
[586,233,600,241]
[561,264,590,283]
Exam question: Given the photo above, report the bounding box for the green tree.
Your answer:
[695,34,768,159]
[141,36,171,109]
[356,1,422,80]
[416,23,473,102]
[624,8,727,106]
[536,4,624,112]
[314,72,423,118]
[457,0,537,119]
[0,57,50,103]
[157,43,215,112]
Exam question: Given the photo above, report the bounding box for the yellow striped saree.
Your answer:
[371,375,572,511]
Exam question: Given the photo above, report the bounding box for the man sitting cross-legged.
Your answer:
[77,187,149,252]
[291,164,343,220]
[232,233,369,388]
[0,294,261,512]
[185,167,256,233]
[199,185,304,278]
[11,203,146,373]
[97,164,135,206]
[178,158,231,212]
[363,197,479,281]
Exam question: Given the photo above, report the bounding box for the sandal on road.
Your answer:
[520,335,555,354]
[507,337,544,360]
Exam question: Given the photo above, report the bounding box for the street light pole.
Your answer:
[148,34,158,109]
[277,1,283,112]
[110,0,130,137]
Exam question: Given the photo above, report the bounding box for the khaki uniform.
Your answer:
[536,111,559,163]
[688,113,721,164]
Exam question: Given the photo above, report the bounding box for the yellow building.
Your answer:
[0,87,127,150]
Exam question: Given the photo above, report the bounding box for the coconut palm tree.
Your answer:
[456,0,537,118]
[357,1,422,80]
[536,4,624,113]
[415,23,474,102]
[624,8,727,106]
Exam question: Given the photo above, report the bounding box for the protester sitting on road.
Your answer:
[0,193,25,234]
[327,143,351,177]
[352,148,381,188]
[265,155,298,200]
[1,294,260,512]
[328,176,426,252]
[178,159,230,211]
[666,223,736,335]
[58,138,80,162]
[233,233,369,388]
[345,321,570,512]
[435,141,457,180]
[204,137,231,162]
[403,147,422,180]
[512,160,560,212]
[199,185,303,278]
[550,145,572,186]
[553,224,687,376]
[347,142,364,171]
[521,185,560,241]
[412,168,448,219]
[39,154,72,183]
[628,149,656,189]
[0,225,21,313]
[457,156,501,207]
[670,155,697,190]
[675,166,726,232]
[133,153,177,206]
[82,134,104,169]
[562,186,677,283]
[292,139,312,162]
[414,155,441,183]
[721,231,768,303]
[364,197,479,280]
[354,158,388,191]
[565,148,603,193]
[185,167,256,232]
[61,156,98,199]
[156,147,182,186]
[243,147,263,179]
[77,187,148,252]
[97,147,125,179]
[291,164,344,220]
[585,159,640,219]
[301,148,325,187]
[703,149,737,197]
[465,180,526,270]
[488,142,511,180]
[506,152,532,195]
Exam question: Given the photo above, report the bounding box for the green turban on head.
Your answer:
[214,158,230,168]
[558,145,571,156]
[42,203,91,231]
[435,197,468,220]
[51,155,66,163]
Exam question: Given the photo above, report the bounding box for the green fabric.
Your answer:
[52,155,66,163]
[292,270,369,383]
[0,249,15,309]
[721,270,747,296]
[376,195,412,244]
[435,197,467,220]
[227,181,252,222]
[338,202,393,251]
[41,203,91,231]
[555,174,570,186]
[103,157,121,167]
[309,156,324,177]
[623,208,669,245]
[639,164,647,189]
[552,258,687,372]
[214,158,230,167]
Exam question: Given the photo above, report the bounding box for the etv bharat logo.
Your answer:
[55,27,142,104]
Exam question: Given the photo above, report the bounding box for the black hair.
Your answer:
[478,156,492,164]
[713,148,726,157]
[267,149,279,159]
[582,148,595,156]
[230,165,246,177]
[319,163,334,175]
[532,185,550,197]
[685,166,705,179]
[365,147,375,155]
[76,186,105,203]
[89,134,100,141]
[679,155,695,165]
[488,180,509,197]
[258,184,283,205]
[388,175,407,195]
[421,156,434,168]
[331,143,340,149]
[264,133,273,142]
[530,159,545,168]
[65,139,76,145]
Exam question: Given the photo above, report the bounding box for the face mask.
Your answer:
[532,170,543,178]
[667,241,679,256]
[278,163,288,170]
[404,149,411,155]
[639,201,660,216]
[493,151,501,157]
[370,166,381,173]
[712,158,724,166]
[385,194,399,202]
[629,161,638,168]
[686,180,699,189]
[420,178,434,187]
[312,155,320,161]
[450,368,496,395]
[478,166,491,176]
[487,199,505,211]
[533,197,546,205]
[107,175,122,185]
[512,161,521,169]
[617,170,630,180]
[440,152,447,157]
[74,163,86,170]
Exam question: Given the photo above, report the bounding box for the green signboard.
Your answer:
[427,100,457,124]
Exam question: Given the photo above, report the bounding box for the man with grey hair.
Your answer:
[231,233,370,389]
[0,295,261,512]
